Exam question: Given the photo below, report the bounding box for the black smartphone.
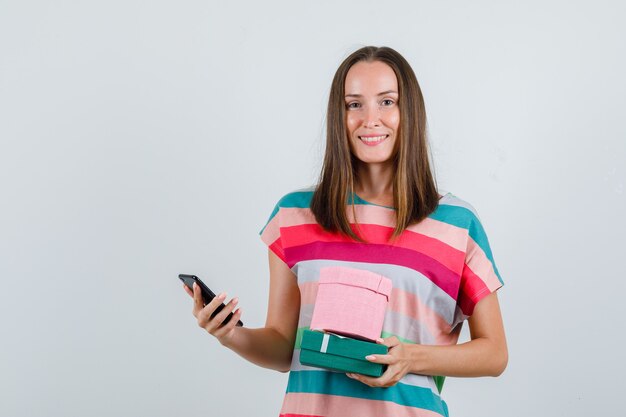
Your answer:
[178,274,243,327]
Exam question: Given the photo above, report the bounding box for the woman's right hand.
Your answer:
[183,282,243,347]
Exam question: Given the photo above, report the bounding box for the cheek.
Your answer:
[387,109,400,130]
[345,113,360,136]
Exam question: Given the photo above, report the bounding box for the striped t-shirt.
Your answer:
[259,186,504,417]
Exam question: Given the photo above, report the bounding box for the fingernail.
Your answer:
[376,338,384,343]
[193,282,197,289]
[218,293,226,300]
[232,297,239,305]
[366,355,376,360]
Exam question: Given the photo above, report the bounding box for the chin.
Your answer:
[354,155,394,165]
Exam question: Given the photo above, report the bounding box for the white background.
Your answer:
[1,1,624,416]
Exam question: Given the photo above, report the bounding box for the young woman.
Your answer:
[183,45,508,417]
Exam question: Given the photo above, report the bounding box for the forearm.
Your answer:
[409,337,508,378]
[220,326,294,373]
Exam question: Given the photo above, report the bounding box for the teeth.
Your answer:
[360,135,387,142]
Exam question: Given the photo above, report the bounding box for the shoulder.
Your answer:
[273,185,316,210]
[262,185,316,225]
[259,185,316,236]
[432,190,484,230]
[435,191,497,257]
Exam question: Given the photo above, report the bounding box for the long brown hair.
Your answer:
[310,45,439,243]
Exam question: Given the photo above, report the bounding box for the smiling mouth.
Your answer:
[358,135,389,144]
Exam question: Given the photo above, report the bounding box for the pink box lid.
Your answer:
[318,266,392,299]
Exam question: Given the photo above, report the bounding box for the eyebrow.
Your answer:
[344,90,398,98]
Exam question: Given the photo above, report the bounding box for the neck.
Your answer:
[354,161,394,198]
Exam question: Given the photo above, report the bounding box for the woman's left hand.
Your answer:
[346,336,415,387]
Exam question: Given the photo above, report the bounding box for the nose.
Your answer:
[363,105,381,128]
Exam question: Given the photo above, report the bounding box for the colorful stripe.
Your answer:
[259,188,503,416]
[286,241,461,298]
[285,370,448,415]
[280,392,447,417]
[295,260,459,327]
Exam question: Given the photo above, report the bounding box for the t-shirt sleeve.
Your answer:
[456,208,504,318]
[259,199,288,265]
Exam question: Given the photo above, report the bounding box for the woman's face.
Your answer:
[344,60,400,167]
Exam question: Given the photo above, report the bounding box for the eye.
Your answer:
[346,102,361,109]
[382,99,395,106]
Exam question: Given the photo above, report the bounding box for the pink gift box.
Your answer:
[310,266,392,341]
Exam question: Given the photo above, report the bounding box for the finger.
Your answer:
[368,365,402,388]
[378,336,400,348]
[213,308,243,339]
[365,353,394,365]
[192,282,208,314]
[207,296,239,332]
[196,291,226,324]
[198,293,231,330]
[346,373,381,387]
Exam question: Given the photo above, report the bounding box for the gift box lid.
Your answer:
[301,329,388,359]
[318,266,392,299]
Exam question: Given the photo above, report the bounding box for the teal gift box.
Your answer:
[299,329,388,377]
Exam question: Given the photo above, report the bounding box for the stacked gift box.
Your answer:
[299,266,392,377]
